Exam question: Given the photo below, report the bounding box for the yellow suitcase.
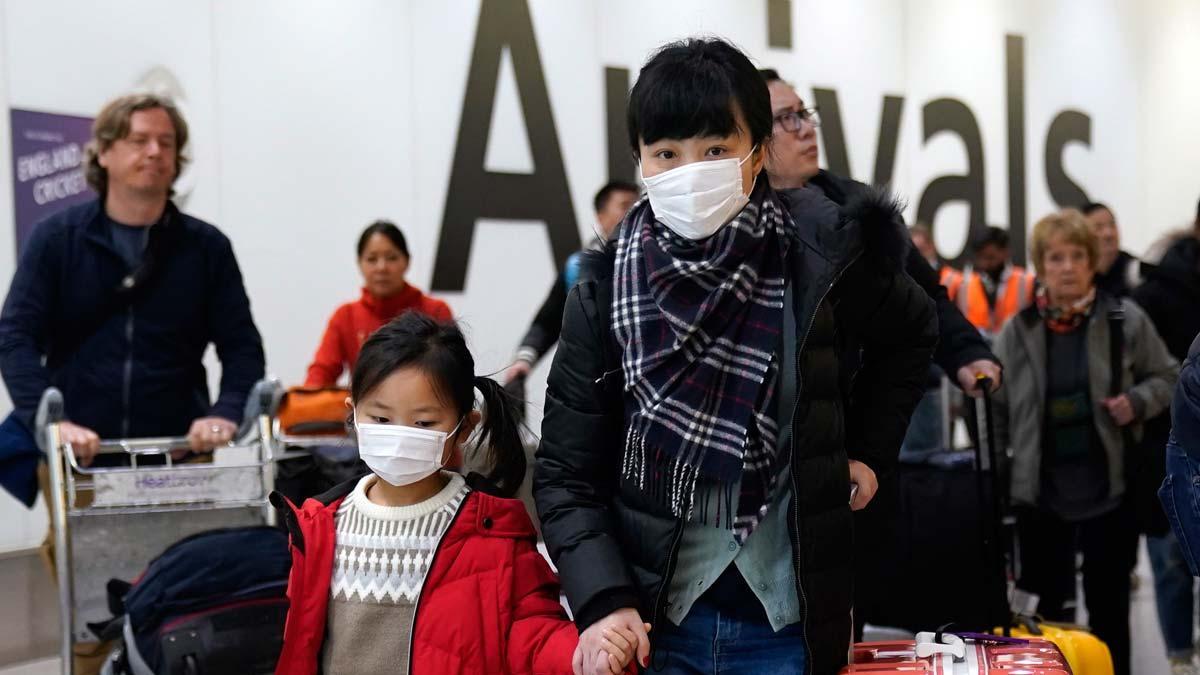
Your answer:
[1006,621,1113,675]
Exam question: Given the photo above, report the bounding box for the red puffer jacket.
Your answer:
[271,477,578,674]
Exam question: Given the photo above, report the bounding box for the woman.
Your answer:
[305,221,451,386]
[534,38,936,675]
[992,209,1178,675]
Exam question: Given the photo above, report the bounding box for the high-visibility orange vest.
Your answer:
[938,265,963,290]
[947,265,1037,335]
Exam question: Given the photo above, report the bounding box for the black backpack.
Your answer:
[94,526,291,674]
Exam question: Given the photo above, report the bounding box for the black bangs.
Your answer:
[627,38,771,158]
[629,55,740,148]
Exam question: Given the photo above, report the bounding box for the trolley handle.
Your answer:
[101,437,193,454]
[60,436,198,473]
[62,436,246,473]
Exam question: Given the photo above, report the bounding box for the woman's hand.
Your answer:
[572,608,650,675]
[848,460,878,511]
[1103,395,1136,427]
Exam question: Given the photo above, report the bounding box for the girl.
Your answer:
[305,221,452,387]
[273,312,639,674]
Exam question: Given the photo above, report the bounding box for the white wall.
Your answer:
[0,1,13,374]
[0,0,49,552]
[1140,0,1200,242]
[0,0,1196,551]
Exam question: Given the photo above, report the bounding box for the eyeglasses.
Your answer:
[773,107,821,132]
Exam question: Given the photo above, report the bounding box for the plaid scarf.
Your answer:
[1036,285,1096,334]
[613,184,789,541]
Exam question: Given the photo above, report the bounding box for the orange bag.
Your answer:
[277,386,350,436]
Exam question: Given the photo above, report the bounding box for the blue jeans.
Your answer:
[648,599,807,674]
[1148,531,1199,659]
[1161,436,1200,578]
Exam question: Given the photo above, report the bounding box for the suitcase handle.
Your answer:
[914,631,966,660]
[974,375,1014,636]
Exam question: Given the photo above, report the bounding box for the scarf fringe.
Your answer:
[622,427,739,529]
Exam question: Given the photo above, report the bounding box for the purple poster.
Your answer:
[10,108,95,253]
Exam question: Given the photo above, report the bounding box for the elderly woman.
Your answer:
[993,209,1178,675]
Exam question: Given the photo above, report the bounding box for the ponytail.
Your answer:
[470,375,527,497]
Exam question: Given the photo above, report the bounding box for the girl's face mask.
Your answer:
[353,411,462,487]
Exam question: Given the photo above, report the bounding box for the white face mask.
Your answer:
[354,411,463,487]
[640,146,758,240]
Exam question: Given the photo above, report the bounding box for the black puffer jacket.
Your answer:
[810,170,996,380]
[1131,234,1200,535]
[534,187,937,675]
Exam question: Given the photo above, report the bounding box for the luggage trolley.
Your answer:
[38,383,282,674]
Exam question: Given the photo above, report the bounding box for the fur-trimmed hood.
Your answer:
[801,170,911,274]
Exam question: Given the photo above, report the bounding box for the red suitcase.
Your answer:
[843,634,1072,674]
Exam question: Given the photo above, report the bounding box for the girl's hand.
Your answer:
[572,608,650,675]
[596,623,652,673]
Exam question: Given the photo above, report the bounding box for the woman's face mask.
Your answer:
[639,146,759,241]
[354,410,462,487]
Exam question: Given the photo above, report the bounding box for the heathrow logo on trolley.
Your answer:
[92,467,262,507]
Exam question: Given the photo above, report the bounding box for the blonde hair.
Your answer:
[84,93,189,196]
[1029,208,1099,276]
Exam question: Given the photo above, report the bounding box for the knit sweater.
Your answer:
[320,472,469,675]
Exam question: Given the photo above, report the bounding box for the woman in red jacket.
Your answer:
[274,313,642,674]
[305,221,452,387]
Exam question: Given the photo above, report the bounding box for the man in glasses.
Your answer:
[760,69,1004,639]
[760,68,999,397]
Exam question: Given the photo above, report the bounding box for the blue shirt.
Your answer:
[105,214,151,269]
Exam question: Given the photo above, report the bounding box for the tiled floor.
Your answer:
[0,541,1185,674]
[0,659,55,675]
[0,553,57,669]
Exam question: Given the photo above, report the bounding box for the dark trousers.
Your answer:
[1016,502,1138,675]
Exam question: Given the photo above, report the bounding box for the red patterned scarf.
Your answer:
[1035,285,1096,334]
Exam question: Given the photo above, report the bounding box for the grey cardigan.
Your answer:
[992,293,1179,506]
